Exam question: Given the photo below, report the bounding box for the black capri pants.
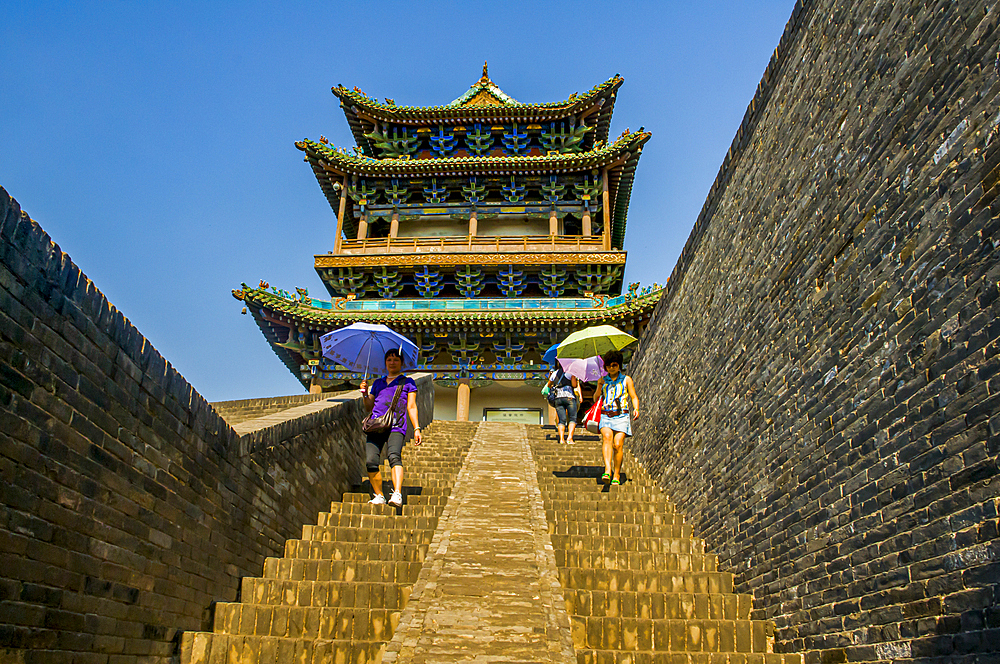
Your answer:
[366,430,405,472]
[553,397,579,426]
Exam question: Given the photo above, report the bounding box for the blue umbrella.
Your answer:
[319,322,419,379]
[543,342,560,366]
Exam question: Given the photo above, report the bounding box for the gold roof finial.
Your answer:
[481,61,490,83]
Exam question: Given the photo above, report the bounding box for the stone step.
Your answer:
[303,513,438,533]
[286,527,434,548]
[261,556,423,584]
[341,492,450,506]
[563,589,753,620]
[536,463,649,476]
[281,540,428,563]
[349,485,453,497]
[543,490,672,504]
[537,479,664,493]
[551,521,694,539]
[552,534,706,555]
[576,651,802,664]
[241,578,412,609]
[559,568,734,595]
[383,471,463,481]
[546,510,687,527]
[323,502,444,518]
[213,602,400,640]
[180,632,383,664]
[569,616,774,653]
[556,550,718,573]
[544,498,677,514]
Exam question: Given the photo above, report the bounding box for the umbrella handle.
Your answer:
[364,340,372,382]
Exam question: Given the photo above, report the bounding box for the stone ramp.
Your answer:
[179,420,476,663]
[526,426,802,664]
[382,422,576,664]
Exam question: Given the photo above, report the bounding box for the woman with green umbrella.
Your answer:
[556,325,641,485]
[595,350,640,485]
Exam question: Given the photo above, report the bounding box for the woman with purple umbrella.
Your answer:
[320,322,422,507]
[360,348,422,506]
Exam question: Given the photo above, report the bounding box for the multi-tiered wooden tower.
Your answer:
[235,65,661,421]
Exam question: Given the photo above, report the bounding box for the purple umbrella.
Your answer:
[557,355,606,382]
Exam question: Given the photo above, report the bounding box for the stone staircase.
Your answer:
[179,420,476,663]
[178,421,800,664]
[526,426,802,664]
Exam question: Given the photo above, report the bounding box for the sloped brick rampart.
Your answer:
[630,2,1000,663]
[0,185,433,661]
[211,393,339,426]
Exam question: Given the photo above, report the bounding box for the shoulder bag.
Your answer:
[362,381,405,434]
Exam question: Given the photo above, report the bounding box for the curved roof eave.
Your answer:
[238,288,663,330]
[297,130,650,178]
[334,74,624,151]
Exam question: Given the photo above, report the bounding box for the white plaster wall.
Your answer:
[432,381,553,424]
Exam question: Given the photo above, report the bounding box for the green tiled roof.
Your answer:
[238,286,661,328]
[299,130,649,249]
[235,285,663,391]
[334,74,624,153]
[297,129,648,175]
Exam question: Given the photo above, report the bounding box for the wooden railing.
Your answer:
[339,235,608,254]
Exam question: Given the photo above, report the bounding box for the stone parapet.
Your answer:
[211,393,336,426]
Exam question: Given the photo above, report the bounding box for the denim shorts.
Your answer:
[553,397,579,425]
[600,412,632,436]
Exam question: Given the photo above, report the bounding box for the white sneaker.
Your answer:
[388,491,403,507]
[369,494,386,505]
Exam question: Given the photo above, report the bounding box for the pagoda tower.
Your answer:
[235,65,662,423]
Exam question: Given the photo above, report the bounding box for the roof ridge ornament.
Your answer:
[480,61,490,85]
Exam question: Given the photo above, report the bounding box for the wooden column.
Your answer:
[334,175,348,253]
[309,375,323,394]
[582,207,592,237]
[357,213,368,240]
[547,403,557,426]
[549,209,558,236]
[469,210,478,236]
[389,211,399,238]
[601,168,612,250]
[456,379,471,422]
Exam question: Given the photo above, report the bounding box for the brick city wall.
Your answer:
[630,2,1000,663]
[0,187,434,661]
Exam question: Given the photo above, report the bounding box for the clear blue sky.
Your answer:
[1,0,795,401]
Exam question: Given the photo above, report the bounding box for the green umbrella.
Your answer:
[556,325,637,359]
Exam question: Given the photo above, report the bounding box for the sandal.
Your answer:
[601,473,611,483]
[611,478,621,486]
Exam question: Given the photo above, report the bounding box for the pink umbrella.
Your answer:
[557,355,606,382]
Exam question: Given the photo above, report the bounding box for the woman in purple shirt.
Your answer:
[359,348,422,507]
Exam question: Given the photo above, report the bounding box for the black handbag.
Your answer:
[362,382,404,434]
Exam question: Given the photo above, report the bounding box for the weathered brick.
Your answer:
[0,186,435,661]
[629,2,1000,662]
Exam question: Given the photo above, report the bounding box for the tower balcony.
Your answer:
[337,234,609,255]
